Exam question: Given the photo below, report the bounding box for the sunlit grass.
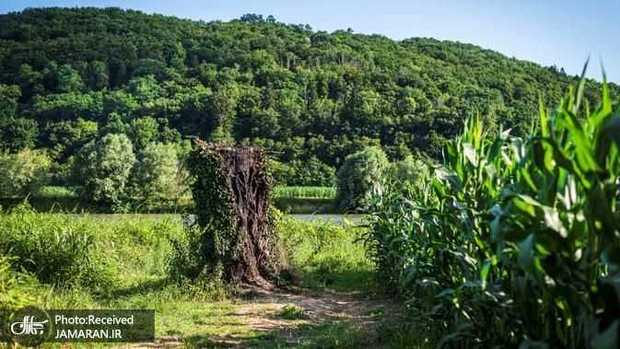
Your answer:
[272,186,336,199]
[2,211,380,347]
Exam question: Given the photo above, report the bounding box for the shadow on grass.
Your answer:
[183,320,368,349]
[299,268,377,294]
[107,277,170,299]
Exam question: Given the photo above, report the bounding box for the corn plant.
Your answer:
[367,115,521,346]
[368,68,620,348]
[492,70,620,348]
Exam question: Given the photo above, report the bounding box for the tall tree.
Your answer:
[75,133,136,207]
[131,143,184,210]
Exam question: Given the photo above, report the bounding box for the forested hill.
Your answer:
[0,8,615,181]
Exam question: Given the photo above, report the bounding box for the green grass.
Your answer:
[3,186,336,214]
[33,186,80,199]
[0,210,381,348]
[273,186,336,199]
[183,320,367,349]
[7,185,338,213]
[279,304,307,320]
[0,211,237,346]
[278,215,375,293]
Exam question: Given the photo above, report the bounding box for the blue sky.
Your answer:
[2,0,619,82]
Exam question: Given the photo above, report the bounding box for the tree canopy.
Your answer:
[0,7,616,186]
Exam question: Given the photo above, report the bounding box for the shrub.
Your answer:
[269,158,336,187]
[387,154,429,187]
[74,133,135,208]
[336,146,389,211]
[268,159,293,186]
[0,149,51,197]
[131,142,187,211]
[167,221,212,282]
[288,157,336,186]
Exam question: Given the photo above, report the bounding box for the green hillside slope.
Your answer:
[0,8,615,183]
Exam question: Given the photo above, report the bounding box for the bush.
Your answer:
[288,157,336,186]
[167,220,211,282]
[0,206,117,293]
[74,133,136,208]
[0,149,51,197]
[335,146,389,211]
[131,142,187,211]
[268,159,293,186]
[387,155,429,187]
[269,157,336,187]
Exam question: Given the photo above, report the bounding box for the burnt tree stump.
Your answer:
[187,140,280,288]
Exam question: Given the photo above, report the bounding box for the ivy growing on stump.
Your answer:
[186,140,280,288]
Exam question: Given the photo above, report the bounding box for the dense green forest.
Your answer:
[0,7,617,193]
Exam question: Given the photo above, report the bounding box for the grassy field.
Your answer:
[271,187,337,214]
[272,187,336,200]
[0,209,399,348]
[28,185,337,200]
[1,186,339,214]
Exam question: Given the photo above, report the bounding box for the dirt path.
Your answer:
[131,286,398,348]
[233,286,397,344]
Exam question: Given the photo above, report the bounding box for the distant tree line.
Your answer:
[0,7,616,206]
